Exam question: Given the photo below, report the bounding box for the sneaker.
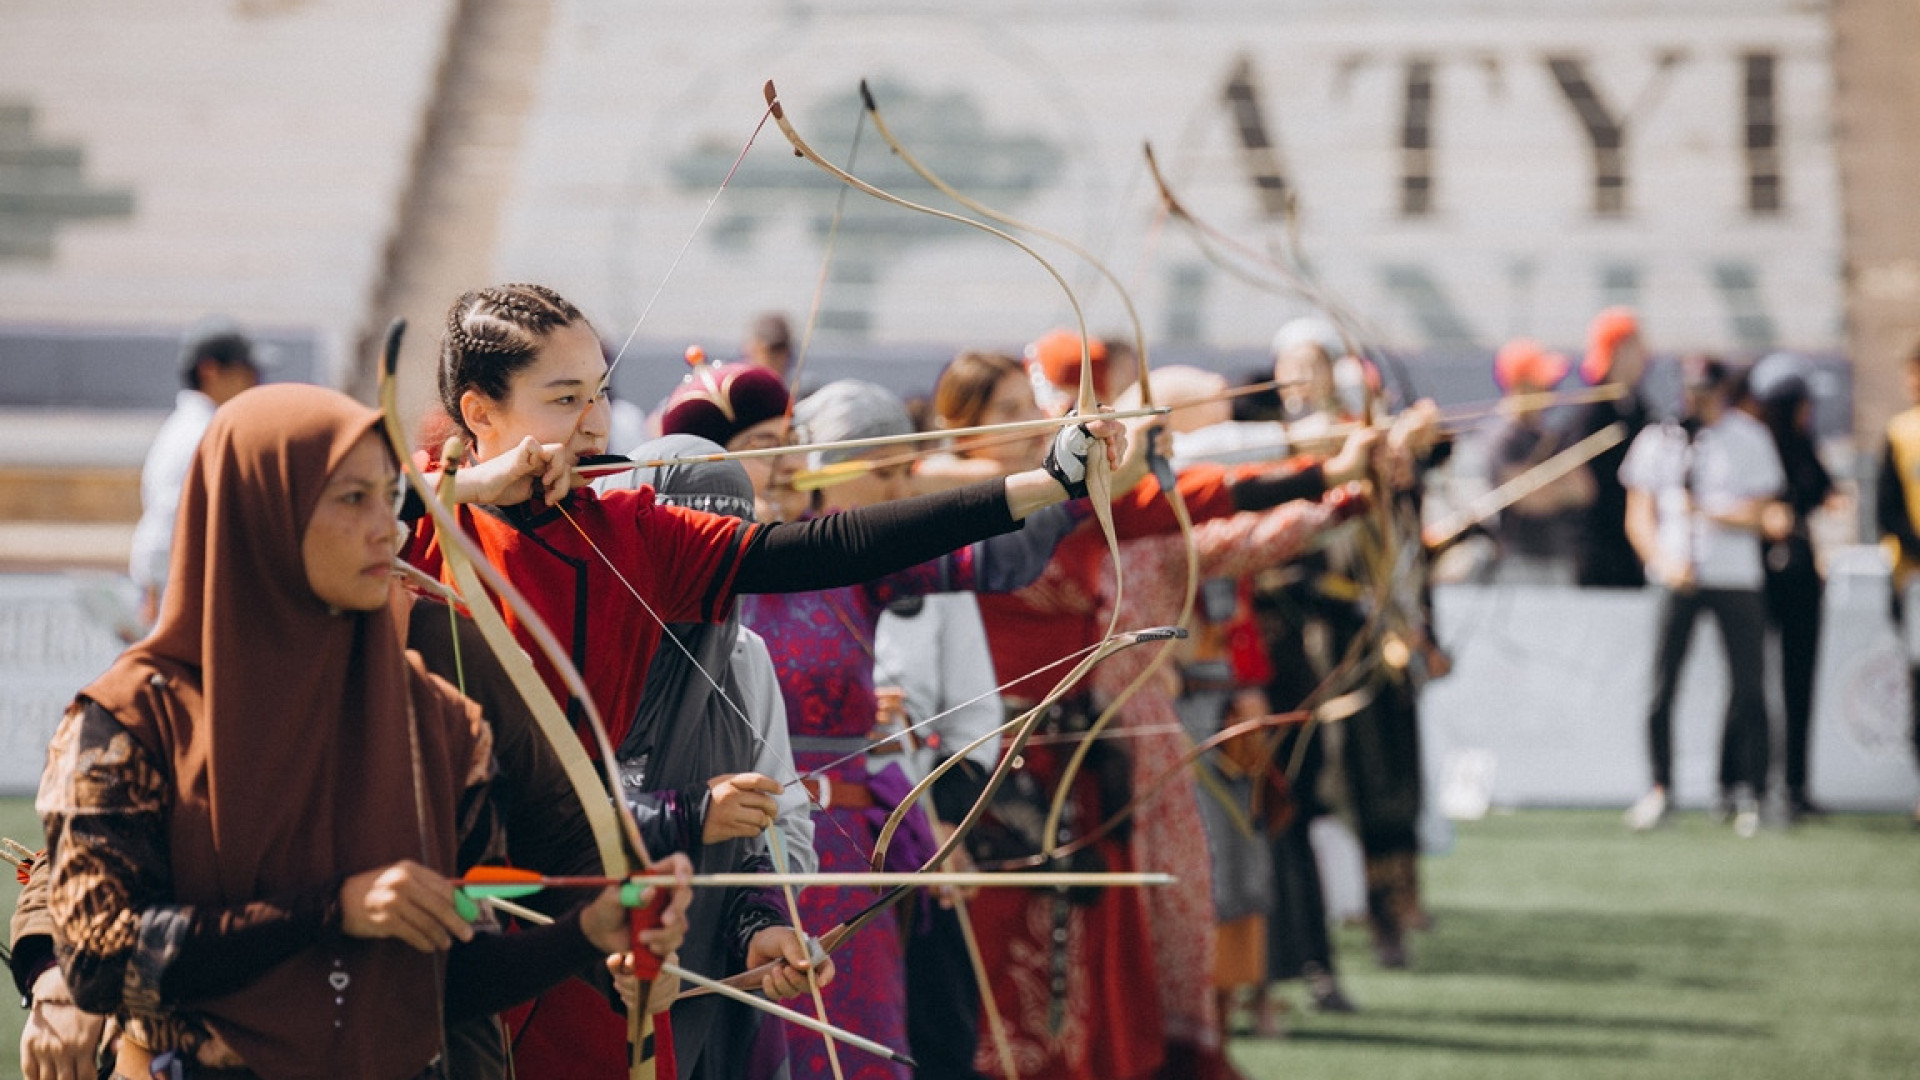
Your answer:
[1788,792,1827,820]
[1303,963,1359,1013]
[1625,788,1669,832]
[1374,934,1409,971]
[1733,790,1760,838]
[1708,790,1733,825]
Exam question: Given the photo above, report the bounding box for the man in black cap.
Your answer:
[128,319,265,627]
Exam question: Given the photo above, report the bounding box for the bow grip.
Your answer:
[625,882,670,980]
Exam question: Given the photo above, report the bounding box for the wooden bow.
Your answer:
[376,321,665,1080]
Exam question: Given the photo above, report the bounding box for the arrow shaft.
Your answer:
[578,405,1169,477]
[466,870,1175,891]
[478,893,914,1067]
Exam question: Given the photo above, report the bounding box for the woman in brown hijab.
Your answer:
[35,384,667,1080]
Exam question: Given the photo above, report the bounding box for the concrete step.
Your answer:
[0,466,141,524]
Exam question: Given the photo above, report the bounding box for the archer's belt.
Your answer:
[790,734,905,758]
[113,1039,256,1080]
[801,775,876,811]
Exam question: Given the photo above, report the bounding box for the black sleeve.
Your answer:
[974,502,1082,593]
[10,849,53,1000]
[443,906,604,1022]
[733,479,1020,594]
[622,789,701,859]
[147,888,343,1003]
[1878,440,1920,563]
[721,845,787,971]
[1228,463,1328,514]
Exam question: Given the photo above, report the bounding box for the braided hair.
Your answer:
[438,284,587,436]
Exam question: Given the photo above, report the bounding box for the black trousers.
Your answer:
[1267,810,1335,980]
[906,902,983,1080]
[1764,565,1823,796]
[1646,586,1770,793]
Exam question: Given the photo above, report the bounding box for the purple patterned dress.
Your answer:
[738,553,972,1080]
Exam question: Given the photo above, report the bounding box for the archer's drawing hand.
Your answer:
[340,860,473,952]
[705,773,782,843]
[449,437,578,506]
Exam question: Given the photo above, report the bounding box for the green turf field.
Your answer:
[2,802,1916,1080]
[1230,809,1920,1079]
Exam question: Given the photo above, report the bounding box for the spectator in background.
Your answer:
[1569,307,1651,588]
[1484,338,1591,586]
[1873,339,1920,828]
[743,311,794,381]
[1271,317,1351,451]
[128,318,266,631]
[1025,328,1112,417]
[1621,356,1784,837]
[1750,353,1834,822]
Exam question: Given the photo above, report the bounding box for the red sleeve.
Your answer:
[621,494,757,624]
[1109,458,1327,538]
[1112,463,1234,537]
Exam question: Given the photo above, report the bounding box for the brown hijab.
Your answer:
[81,384,482,1080]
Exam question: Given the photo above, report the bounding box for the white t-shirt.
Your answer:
[873,592,1004,776]
[1619,409,1784,589]
[129,390,217,592]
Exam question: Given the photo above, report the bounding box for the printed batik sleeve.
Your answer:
[39,700,177,1015]
[39,701,337,1017]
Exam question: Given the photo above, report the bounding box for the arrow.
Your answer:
[455,864,1176,913]
[473,892,917,1068]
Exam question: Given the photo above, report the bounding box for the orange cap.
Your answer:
[1582,307,1638,385]
[1494,338,1571,393]
[1026,330,1109,393]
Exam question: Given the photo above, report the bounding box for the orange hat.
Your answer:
[1026,330,1109,393]
[1494,338,1570,392]
[1582,307,1639,385]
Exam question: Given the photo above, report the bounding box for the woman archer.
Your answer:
[37,384,687,1080]
[406,284,1127,1079]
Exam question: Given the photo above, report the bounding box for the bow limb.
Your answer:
[377,322,660,1079]
[867,627,1182,881]
[428,458,662,1080]
[860,78,1152,384]
[770,79,1136,884]
[765,80,1093,349]
[766,828,846,1080]
[1144,142,1380,363]
[840,120,1215,867]
[1144,144,1409,753]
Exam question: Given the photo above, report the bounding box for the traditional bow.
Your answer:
[851,81,1201,870]
[377,322,669,1080]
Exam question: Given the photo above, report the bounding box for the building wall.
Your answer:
[0,0,455,390]
[1831,0,1920,448]
[0,1,1862,413]
[499,0,1844,368]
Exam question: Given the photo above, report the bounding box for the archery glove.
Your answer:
[1043,414,1098,500]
